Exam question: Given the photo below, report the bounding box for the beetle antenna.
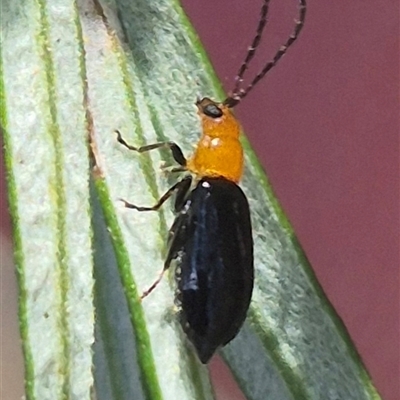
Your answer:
[224,0,307,108]
[231,0,272,96]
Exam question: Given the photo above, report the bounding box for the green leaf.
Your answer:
[1,0,381,399]
[1,1,94,399]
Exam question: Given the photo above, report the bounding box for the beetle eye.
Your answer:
[203,104,223,118]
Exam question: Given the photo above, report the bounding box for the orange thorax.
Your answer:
[187,102,243,183]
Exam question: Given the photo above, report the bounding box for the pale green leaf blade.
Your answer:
[1,1,94,399]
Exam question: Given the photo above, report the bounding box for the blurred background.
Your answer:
[1,0,398,399]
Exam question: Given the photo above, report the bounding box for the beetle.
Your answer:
[116,0,307,363]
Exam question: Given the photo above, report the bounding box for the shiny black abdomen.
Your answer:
[166,177,254,363]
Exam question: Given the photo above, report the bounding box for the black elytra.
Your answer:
[166,176,254,363]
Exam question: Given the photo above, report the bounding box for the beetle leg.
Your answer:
[140,218,186,300]
[138,177,192,300]
[119,178,188,212]
[161,165,187,175]
[116,130,187,166]
[140,269,166,300]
